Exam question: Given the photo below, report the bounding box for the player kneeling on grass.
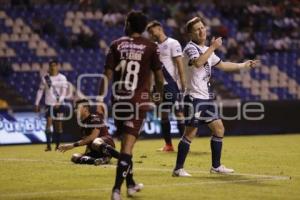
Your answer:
[58,99,119,165]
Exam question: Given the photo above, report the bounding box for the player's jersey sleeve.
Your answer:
[184,45,200,62]
[59,74,68,88]
[211,52,221,67]
[171,40,182,58]
[39,76,46,90]
[104,42,119,70]
[151,43,163,71]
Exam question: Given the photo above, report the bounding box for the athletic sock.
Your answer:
[113,153,132,191]
[126,160,136,187]
[161,119,172,145]
[175,136,191,170]
[211,135,223,168]
[45,130,52,148]
[99,143,120,159]
[53,132,61,149]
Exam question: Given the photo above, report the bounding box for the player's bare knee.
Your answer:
[71,153,82,163]
[91,138,105,149]
[184,126,197,141]
[214,125,225,137]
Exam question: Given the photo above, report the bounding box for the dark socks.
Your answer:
[161,119,172,145]
[113,153,132,191]
[53,132,61,149]
[126,160,136,187]
[45,130,52,148]
[177,120,185,137]
[175,136,191,170]
[99,143,120,159]
[211,135,223,168]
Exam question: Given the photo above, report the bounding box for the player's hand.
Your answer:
[57,144,74,152]
[54,104,60,109]
[244,60,260,69]
[34,105,40,113]
[211,37,222,50]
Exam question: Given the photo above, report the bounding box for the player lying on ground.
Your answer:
[58,99,119,165]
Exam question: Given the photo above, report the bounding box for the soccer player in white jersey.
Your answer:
[173,17,260,176]
[147,21,186,152]
[35,60,68,151]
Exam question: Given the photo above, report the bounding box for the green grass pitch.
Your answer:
[0,134,299,200]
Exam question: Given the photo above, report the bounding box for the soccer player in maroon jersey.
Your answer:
[58,99,119,165]
[98,11,164,200]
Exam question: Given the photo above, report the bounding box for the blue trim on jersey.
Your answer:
[189,41,203,54]
[161,65,177,86]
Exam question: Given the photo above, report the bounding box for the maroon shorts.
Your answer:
[114,109,147,138]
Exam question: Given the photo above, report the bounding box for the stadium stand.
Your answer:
[0,0,299,106]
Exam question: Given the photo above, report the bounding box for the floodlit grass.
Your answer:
[0,134,299,200]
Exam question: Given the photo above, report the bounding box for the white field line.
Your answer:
[0,157,290,198]
[0,158,290,180]
[0,177,288,198]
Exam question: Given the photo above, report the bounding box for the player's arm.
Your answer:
[171,41,186,90]
[58,128,100,152]
[99,68,113,97]
[97,42,116,113]
[34,78,46,112]
[192,37,222,68]
[153,69,164,103]
[216,60,260,71]
[152,43,164,103]
[174,56,186,91]
[97,68,113,113]
[58,76,68,104]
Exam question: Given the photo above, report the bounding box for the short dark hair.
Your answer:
[146,20,162,31]
[75,99,90,111]
[185,17,205,33]
[126,10,148,34]
[49,60,58,66]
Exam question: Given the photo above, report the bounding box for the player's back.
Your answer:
[105,36,162,107]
